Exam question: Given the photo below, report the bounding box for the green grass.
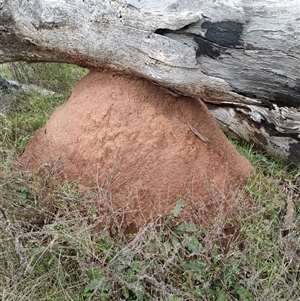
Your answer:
[0,62,299,300]
[1,62,88,94]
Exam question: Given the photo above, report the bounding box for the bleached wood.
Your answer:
[0,0,299,163]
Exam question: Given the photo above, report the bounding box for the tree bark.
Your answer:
[1,0,299,164]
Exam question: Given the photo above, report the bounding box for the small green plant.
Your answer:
[166,198,185,226]
[83,268,110,299]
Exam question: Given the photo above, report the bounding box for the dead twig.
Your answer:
[188,125,209,143]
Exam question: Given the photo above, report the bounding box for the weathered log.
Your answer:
[1,0,299,163]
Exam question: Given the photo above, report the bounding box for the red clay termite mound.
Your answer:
[19,70,253,229]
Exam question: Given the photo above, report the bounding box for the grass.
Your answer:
[0,62,299,300]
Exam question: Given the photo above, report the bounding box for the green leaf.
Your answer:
[175,222,199,234]
[16,192,27,199]
[185,236,201,254]
[171,236,180,249]
[215,287,227,301]
[172,199,185,218]
[84,278,100,293]
[184,260,205,273]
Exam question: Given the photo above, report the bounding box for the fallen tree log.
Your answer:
[1,0,299,164]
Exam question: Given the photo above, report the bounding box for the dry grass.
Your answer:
[0,62,299,300]
[1,166,299,300]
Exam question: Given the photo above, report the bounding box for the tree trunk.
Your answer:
[1,0,299,164]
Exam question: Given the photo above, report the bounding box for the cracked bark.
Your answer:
[0,0,299,164]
